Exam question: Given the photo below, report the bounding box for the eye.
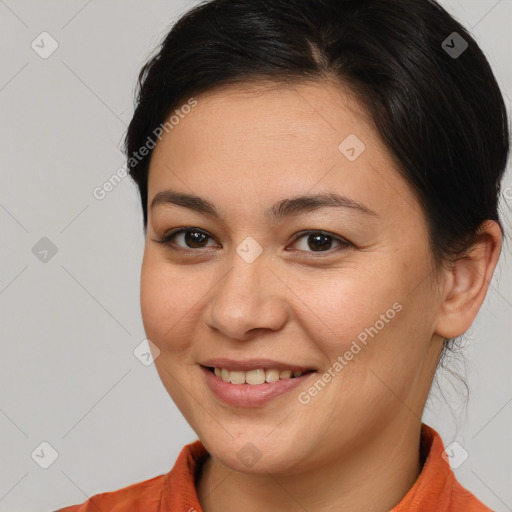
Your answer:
[288,231,351,255]
[153,228,352,255]
[154,228,218,250]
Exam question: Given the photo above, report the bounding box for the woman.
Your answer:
[57,0,509,510]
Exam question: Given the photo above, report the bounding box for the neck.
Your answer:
[197,418,423,512]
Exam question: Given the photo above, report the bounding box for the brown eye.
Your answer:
[155,228,218,250]
[290,231,351,254]
[181,230,210,248]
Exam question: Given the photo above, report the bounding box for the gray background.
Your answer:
[0,1,511,510]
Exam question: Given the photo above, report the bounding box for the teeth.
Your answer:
[229,370,246,384]
[212,367,308,385]
[265,369,280,383]
[245,369,266,385]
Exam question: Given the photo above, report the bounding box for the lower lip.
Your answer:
[200,365,317,407]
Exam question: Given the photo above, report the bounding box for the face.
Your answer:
[141,80,446,475]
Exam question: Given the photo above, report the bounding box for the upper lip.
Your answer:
[199,358,317,372]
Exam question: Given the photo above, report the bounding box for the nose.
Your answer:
[203,251,289,341]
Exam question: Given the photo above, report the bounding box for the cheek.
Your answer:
[140,251,218,353]
[301,257,434,387]
[297,266,402,347]
[140,253,185,348]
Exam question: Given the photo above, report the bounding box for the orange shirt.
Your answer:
[55,423,492,511]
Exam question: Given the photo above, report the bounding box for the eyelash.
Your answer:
[153,227,352,257]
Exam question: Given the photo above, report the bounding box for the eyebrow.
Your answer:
[150,189,379,223]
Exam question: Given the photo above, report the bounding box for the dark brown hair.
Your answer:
[125,0,509,270]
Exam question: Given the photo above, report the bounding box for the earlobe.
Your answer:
[434,220,502,339]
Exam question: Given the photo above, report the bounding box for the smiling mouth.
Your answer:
[205,366,316,385]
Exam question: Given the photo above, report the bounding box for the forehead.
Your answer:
[147,80,419,223]
[171,79,378,150]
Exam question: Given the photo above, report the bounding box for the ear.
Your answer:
[434,220,502,339]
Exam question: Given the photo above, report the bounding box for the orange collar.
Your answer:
[161,424,491,511]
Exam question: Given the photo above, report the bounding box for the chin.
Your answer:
[200,429,310,475]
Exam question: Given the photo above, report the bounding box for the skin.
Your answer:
[140,79,502,512]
